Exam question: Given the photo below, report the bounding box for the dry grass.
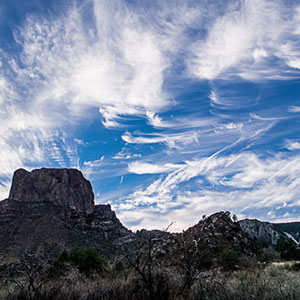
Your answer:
[2,263,300,300]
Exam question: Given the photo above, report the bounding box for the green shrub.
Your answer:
[197,249,214,270]
[48,248,108,278]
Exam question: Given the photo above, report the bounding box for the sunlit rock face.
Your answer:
[9,168,95,214]
[238,219,280,246]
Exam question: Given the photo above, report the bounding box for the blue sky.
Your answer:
[0,0,300,231]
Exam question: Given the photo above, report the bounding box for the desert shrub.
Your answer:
[48,250,69,278]
[187,264,300,300]
[5,263,300,300]
[48,248,108,278]
[238,255,257,269]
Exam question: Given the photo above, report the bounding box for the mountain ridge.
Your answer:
[0,167,299,267]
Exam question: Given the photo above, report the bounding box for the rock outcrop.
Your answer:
[9,168,94,214]
[238,219,280,246]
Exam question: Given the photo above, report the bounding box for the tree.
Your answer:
[123,236,170,300]
[232,214,238,223]
[2,251,50,299]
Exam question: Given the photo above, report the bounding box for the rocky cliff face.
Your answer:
[238,219,280,246]
[9,168,94,214]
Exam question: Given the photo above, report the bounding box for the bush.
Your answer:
[5,263,300,300]
[197,249,214,270]
[48,248,108,278]
[112,259,127,277]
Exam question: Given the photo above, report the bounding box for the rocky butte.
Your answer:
[9,168,95,214]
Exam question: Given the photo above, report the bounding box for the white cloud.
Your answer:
[209,90,222,105]
[189,0,300,80]
[83,156,105,168]
[224,123,243,130]
[285,141,300,151]
[128,161,183,174]
[13,1,184,129]
[289,106,300,113]
[117,152,300,231]
[122,131,201,149]
[122,113,275,157]
[252,48,268,61]
[112,148,142,160]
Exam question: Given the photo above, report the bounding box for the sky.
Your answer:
[0,0,300,231]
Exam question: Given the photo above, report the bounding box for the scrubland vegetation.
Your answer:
[2,217,300,300]
[2,247,300,300]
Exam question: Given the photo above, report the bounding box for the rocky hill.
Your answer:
[9,168,94,213]
[184,212,257,254]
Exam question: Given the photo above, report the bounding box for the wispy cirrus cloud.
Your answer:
[16,5,169,126]
[122,130,202,149]
[128,161,184,175]
[1,0,300,231]
[188,0,300,81]
[285,140,300,151]
[112,148,142,160]
[118,151,300,231]
[0,0,181,194]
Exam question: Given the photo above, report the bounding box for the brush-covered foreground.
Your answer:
[2,260,300,300]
